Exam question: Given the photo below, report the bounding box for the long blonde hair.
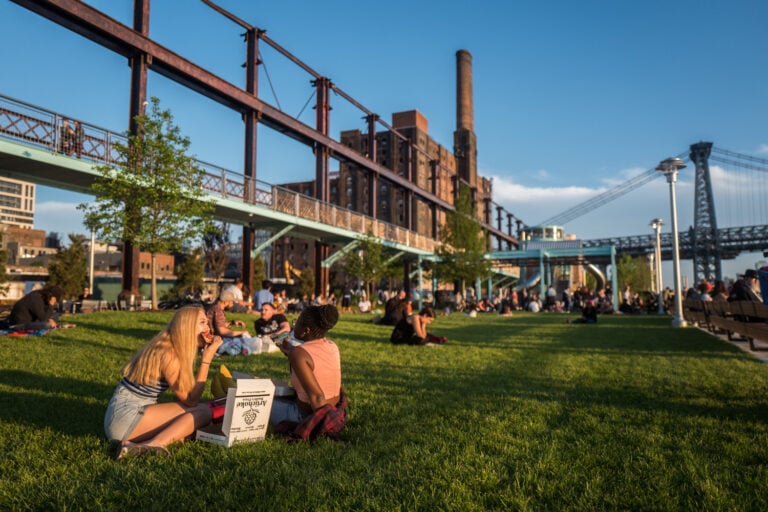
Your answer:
[122,306,201,395]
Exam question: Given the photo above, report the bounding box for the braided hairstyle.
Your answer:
[300,304,339,340]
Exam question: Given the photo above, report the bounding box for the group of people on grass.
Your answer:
[102,281,455,459]
[105,302,344,459]
[78,268,768,458]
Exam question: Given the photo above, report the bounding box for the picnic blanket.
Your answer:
[0,329,48,337]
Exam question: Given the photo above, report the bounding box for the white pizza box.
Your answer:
[197,378,275,447]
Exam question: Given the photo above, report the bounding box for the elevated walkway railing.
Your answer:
[0,93,439,253]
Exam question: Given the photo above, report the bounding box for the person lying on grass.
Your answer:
[104,306,223,459]
[269,304,347,441]
[389,306,446,345]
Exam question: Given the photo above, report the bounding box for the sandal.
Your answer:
[114,442,169,460]
[143,444,170,457]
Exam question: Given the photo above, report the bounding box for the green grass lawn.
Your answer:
[1,310,767,511]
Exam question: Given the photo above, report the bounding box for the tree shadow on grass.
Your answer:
[0,370,113,437]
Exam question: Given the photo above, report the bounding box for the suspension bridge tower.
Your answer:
[689,141,722,284]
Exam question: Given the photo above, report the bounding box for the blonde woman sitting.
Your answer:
[104,306,223,459]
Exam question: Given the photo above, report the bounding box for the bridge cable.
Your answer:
[710,147,768,227]
[258,50,282,112]
[296,89,316,120]
[537,152,689,227]
[709,155,768,173]
[712,146,768,166]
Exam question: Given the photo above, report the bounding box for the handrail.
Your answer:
[0,92,439,252]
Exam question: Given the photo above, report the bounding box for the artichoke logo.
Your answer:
[242,407,259,425]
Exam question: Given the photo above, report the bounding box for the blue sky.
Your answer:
[2,0,767,284]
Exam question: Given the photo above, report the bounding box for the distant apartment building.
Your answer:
[0,224,57,265]
[0,177,35,229]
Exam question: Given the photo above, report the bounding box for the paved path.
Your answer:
[695,324,768,363]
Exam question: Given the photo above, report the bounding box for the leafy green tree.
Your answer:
[47,234,88,300]
[615,253,652,293]
[78,97,215,309]
[250,253,267,296]
[436,185,491,292]
[166,247,205,301]
[342,232,395,302]
[203,222,230,288]
[299,267,315,299]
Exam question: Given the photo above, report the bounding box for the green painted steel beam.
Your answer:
[251,225,295,257]
[321,240,359,268]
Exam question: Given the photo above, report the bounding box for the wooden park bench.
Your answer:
[704,299,768,351]
[683,298,710,331]
[729,301,768,351]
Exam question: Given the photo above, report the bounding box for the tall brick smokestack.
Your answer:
[456,49,474,132]
[454,49,477,187]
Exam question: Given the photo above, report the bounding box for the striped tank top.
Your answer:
[120,376,170,399]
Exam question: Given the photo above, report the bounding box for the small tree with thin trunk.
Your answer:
[47,234,88,300]
[166,247,205,301]
[299,267,315,299]
[250,253,267,298]
[615,253,652,293]
[203,222,230,289]
[78,97,214,309]
[436,184,492,293]
[342,231,396,306]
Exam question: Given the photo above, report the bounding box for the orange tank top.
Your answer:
[291,338,341,405]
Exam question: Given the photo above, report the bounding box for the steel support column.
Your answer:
[690,141,721,284]
[430,160,439,238]
[404,139,414,232]
[314,76,331,295]
[365,113,379,218]
[241,26,261,294]
[403,260,412,297]
[122,0,150,298]
[496,206,503,250]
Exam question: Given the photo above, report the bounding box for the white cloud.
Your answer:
[600,166,650,187]
[757,144,768,154]
[34,200,86,236]
[490,174,603,205]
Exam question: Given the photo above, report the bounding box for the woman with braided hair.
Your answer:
[270,304,348,441]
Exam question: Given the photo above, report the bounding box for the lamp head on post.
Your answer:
[650,218,663,231]
[655,157,686,182]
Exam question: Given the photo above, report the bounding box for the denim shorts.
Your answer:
[103,385,156,442]
[269,397,308,427]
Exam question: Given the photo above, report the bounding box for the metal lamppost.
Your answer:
[656,157,687,327]
[650,218,664,314]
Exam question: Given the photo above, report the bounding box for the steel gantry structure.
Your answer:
[10,0,518,296]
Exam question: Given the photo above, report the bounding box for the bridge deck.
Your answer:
[0,98,439,256]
